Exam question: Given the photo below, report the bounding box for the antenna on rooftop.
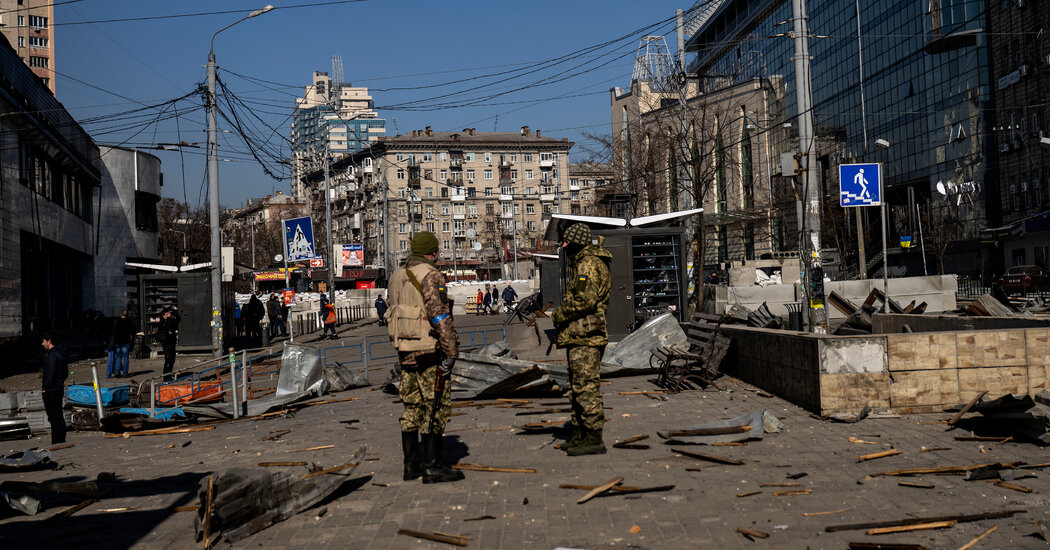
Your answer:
[632,36,676,92]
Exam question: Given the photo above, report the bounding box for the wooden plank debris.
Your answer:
[736,491,761,497]
[202,475,214,549]
[803,507,853,517]
[258,461,308,467]
[773,489,812,496]
[868,462,1020,477]
[285,445,335,453]
[300,461,359,480]
[866,520,957,535]
[992,480,1032,493]
[106,425,216,438]
[948,390,989,425]
[612,434,650,449]
[953,436,1011,442]
[847,544,930,550]
[667,425,752,438]
[464,515,496,522]
[47,442,76,451]
[898,481,934,489]
[736,527,770,540]
[559,483,674,496]
[396,528,469,547]
[577,477,624,504]
[858,449,902,462]
[825,509,1025,532]
[673,448,745,465]
[957,525,998,550]
[515,408,572,416]
[46,497,98,523]
[174,504,201,512]
[759,482,800,487]
[451,464,536,474]
[920,447,951,453]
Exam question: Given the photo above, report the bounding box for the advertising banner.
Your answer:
[341,244,364,267]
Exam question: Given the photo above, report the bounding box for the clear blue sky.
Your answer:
[54,0,690,209]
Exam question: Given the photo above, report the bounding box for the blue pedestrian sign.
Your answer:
[839,163,882,207]
[284,216,317,262]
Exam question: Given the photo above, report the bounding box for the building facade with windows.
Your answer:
[668,0,994,277]
[302,126,573,279]
[0,0,54,93]
[290,71,385,198]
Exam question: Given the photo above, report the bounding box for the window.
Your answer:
[501,185,513,195]
[484,187,493,197]
[510,169,518,179]
[486,204,494,214]
[441,187,448,198]
[527,221,536,231]
[468,205,478,215]
[17,37,24,48]
[440,169,447,181]
[440,152,448,161]
[467,187,476,197]
[502,204,512,214]
[509,153,517,162]
[453,204,465,215]
[398,189,406,198]
[464,152,475,162]
[442,205,449,215]
[29,56,48,68]
[134,191,159,232]
[484,152,492,162]
[484,169,493,180]
[570,190,579,200]
[526,203,535,214]
[425,187,434,197]
[423,153,432,162]
[466,170,475,180]
[540,152,553,161]
[570,178,579,186]
[398,223,408,233]
[442,222,450,232]
[426,205,434,217]
[525,170,534,180]
[396,153,406,161]
[17,15,24,26]
[396,170,405,180]
[400,240,408,250]
[523,153,533,162]
[29,15,48,28]
[525,187,534,196]
[443,239,450,249]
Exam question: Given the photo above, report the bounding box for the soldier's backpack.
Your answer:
[386,262,439,352]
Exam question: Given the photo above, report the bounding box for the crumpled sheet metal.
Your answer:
[451,354,551,399]
[657,409,783,445]
[276,344,329,397]
[195,446,366,543]
[960,391,1050,445]
[0,449,54,472]
[324,364,370,392]
[183,391,313,420]
[601,314,688,374]
[0,492,40,515]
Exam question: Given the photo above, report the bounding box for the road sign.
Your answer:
[839,163,881,206]
[284,216,316,262]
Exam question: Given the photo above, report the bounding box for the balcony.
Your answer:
[569,184,580,191]
[408,166,421,188]
[540,194,555,202]
[450,195,466,202]
[501,211,514,219]
[539,159,555,169]
[453,213,466,220]
[361,164,373,173]
[499,194,514,201]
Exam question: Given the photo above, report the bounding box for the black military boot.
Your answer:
[421,434,465,484]
[402,431,423,481]
[565,428,607,456]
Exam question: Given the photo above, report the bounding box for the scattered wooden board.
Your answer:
[451,464,536,474]
[666,425,752,438]
[577,477,624,504]
[773,489,812,496]
[858,449,902,462]
[803,507,853,517]
[396,528,468,547]
[285,445,335,453]
[866,520,956,535]
[736,527,769,540]
[957,525,997,550]
[825,510,1025,532]
[258,461,308,467]
[673,449,745,466]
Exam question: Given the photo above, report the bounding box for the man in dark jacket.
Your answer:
[268,294,287,337]
[160,308,181,379]
[245,294,264,347]
[109,310,135,378]
[501,285,518,312]
[41,333,68,445]
[375,294,388,326]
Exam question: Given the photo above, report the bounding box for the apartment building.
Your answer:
[567,162,612,217]
[0,0,54,93]
[290,71,385,198]
[302,126,573,278]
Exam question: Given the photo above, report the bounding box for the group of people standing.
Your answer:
[474,284,518,315]
[237,292,289,347]
[386,223,610,485]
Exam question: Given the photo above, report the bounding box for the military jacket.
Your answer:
[390,256,459,366]
[552,241,612,347]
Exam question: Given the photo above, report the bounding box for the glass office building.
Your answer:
[687,0,991,275]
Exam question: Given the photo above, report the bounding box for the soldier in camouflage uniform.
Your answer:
[388,231,464,484]
[552,223,612,456]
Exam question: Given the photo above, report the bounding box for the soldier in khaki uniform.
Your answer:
[552,223,612,455]
[386,232,464,484]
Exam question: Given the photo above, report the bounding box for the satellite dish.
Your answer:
[935,181,946,196]
[274,254,283,262]
[466,228,477,238]
[473,242,482,251]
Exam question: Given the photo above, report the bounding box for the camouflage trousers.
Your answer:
[399,362,452,434]
[567,345,605,431]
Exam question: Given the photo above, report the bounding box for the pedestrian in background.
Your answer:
[268,293,286,337]
[41,333,68,445]
[108,310,135,378]
[476,288,484,315]
[321,294,338,340]
[160,308,181,380]
[482,287,492,315]
[245,293,264,347]
[552,223,612,456]
[501,284,518,313]
[388,231,463,484]
[375,293,388,326]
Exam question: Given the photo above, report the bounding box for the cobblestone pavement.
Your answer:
[2,315,1049,549]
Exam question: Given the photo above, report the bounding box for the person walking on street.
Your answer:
[476,288,484,315]
[501,284,518,313]
[552,223,612,456]
[321,294,338,340]
[268,294,286,337]
[245,294,264,347]
[41,333,68,445]
[483,288,492,315]
[160,308,181,380]
[108,310,135,378]
[375,294,388,326]
[387,231,463,484]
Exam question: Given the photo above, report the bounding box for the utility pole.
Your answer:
[250,219,256,292]
[380,158,390,278]
[792,0,827,332]
[854,0,868,278]
[324,143,335,297]
[675,8,693,211]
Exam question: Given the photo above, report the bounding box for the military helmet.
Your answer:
[563,223,592,246]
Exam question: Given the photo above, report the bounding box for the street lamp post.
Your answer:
[208,4,274,357]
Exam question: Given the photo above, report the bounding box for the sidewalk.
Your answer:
[1,318,1047,548]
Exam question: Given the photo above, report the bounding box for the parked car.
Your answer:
[998,265,1050,294]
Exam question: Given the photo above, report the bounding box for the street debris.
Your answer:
[559,483,674,496]
[576,477,624,504]
[898,481,934,489]
[867,461,1021,478]
[953,391,1050,445]
[277,344,329,396]
[948,390,988,425]
[194,446,365,544]
[285,444,335,453]
[736,491,761,498]
[773,489,811,496]
[866,520,956,535]
[0,415,31,440]
[824,509,1025,532]
[0,449,55,472]
[736,527,770,540]
[450,464,536,474]
[463,515,496,522]
[803,507,853,517]
[857,449,901,462]
[828,405,871,424]
[672,448,745,466]
[847,544,929,550]
[46,496,99,523]
[965,294,1015,317]
[0,492,40,516]
[396,528,469,547]
[612,434,650,449]
[324,363,370,391]
[658,409,782,445]
[958,525,998,550]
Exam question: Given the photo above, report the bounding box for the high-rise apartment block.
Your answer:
[0,0,55,93]
[290,71,385,198]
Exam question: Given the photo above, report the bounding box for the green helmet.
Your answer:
[563,223,592,246]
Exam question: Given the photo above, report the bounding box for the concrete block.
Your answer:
[819,337,886,374]
[819,372,890,413]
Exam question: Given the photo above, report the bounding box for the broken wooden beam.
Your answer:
[828,291,859,316]
[868,462,1020,477]
[759,482,800,487]
[105,425,216,438]
[577,477,624,504]
[866,520,957,535]
[515,408,572,416]
[825,509,1025,532]
[673,448,745,465]
[450,463,536,474]
[948,390,989,425]
[258,461,308,467]
[300,461,359,480]
[993,480,1032,493]
[47,442,76,451]
[898,481,934,489]
[284,445,335,453]
[612,434,650,449]
[666,425,752,438]
[46,497,98,523]
[957,525,997,550]
[736,490,761,498]
[736,527,770,540]
[202,475,214,549]
[773,489,812,496]
[559,483,673,496]
[803,507,853,517]
[847,543,930,550]
[953,435,1011,442]
[396,528,469,547]
[857,449,902,462]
